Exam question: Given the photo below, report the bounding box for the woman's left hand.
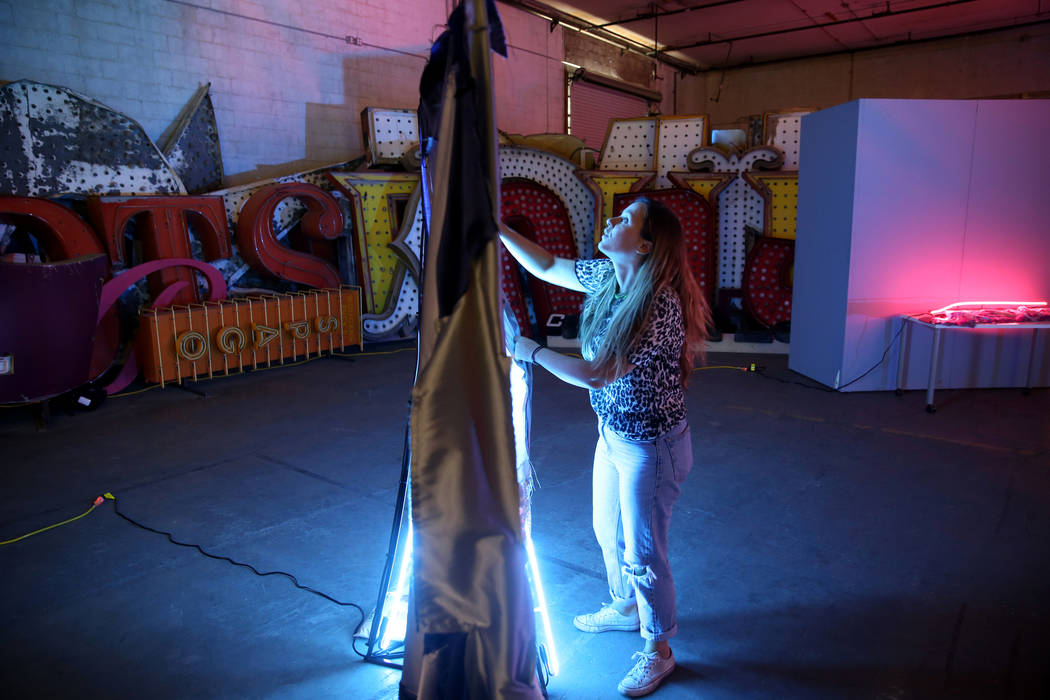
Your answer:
[513,336,541,363]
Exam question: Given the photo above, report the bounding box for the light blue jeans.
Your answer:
[593,419,692,641]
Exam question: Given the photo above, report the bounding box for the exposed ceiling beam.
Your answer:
[661,0,980,53]
[589,0,750,31]
[498,0,702,73]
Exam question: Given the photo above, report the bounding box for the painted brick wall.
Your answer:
[0,0,564,186]
[494,3,565,136]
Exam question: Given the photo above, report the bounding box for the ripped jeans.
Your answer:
[593,418,692,641]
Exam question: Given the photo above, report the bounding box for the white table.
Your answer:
[895,315,1048,413]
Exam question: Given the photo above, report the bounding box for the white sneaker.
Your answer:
[572,603,640,633]
[617,649,675,697]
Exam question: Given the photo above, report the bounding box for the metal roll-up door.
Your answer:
[568,78,649,153]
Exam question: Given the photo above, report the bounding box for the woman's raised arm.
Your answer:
[498,220,587,292]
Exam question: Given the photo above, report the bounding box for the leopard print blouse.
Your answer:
[575,258,687,441]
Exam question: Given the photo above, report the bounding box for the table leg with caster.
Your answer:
[1023,328,1040,396]
[895,318,909,397]
[925,326,942,413]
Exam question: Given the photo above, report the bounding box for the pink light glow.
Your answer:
[929,300,1048,316]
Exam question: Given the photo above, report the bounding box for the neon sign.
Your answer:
[138,287,362,386]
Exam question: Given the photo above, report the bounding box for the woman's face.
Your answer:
[598,201,650,259]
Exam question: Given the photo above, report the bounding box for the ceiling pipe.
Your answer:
[661,0,980,53]
[698,16,1050,71]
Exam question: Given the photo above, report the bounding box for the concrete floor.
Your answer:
[2,345,1048,699]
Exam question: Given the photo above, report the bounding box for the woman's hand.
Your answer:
[513,336,541,363]
[497,220,587,293]
[513,336,618,390]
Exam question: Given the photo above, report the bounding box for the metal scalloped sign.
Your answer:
[162,83,224,194]
[0,80,185,197]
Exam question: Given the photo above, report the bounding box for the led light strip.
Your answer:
[378,523,414,652]
[525,534,560,676]
[371,525,560,679]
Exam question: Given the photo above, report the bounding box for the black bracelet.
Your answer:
[530,345,543,363]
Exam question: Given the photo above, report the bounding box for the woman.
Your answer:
[498,198,710,697]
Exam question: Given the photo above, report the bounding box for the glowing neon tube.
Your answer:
[373,520,560,680]
[930,300,1047,315]
[379,522,414,651]
[525,535,560,676]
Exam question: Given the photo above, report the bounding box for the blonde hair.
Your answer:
[580,198,711,386]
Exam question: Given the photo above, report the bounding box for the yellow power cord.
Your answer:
[2,362,757,545]
[0,493,114,546]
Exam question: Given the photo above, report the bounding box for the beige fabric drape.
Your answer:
[402,0,542,697]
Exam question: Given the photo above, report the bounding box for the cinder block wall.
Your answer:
[0,0,564,186]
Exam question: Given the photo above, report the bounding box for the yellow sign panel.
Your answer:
[328,172,420,313]
[579,172,654,244]
[748,173,799,240]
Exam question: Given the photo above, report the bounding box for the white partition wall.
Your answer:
[789,101,858,389]
[790,99,1050,392]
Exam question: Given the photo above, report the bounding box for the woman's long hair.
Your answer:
[579,197,711,386]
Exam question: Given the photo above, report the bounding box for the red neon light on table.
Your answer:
[929,300,1047,316]
[899,300,1049,412]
